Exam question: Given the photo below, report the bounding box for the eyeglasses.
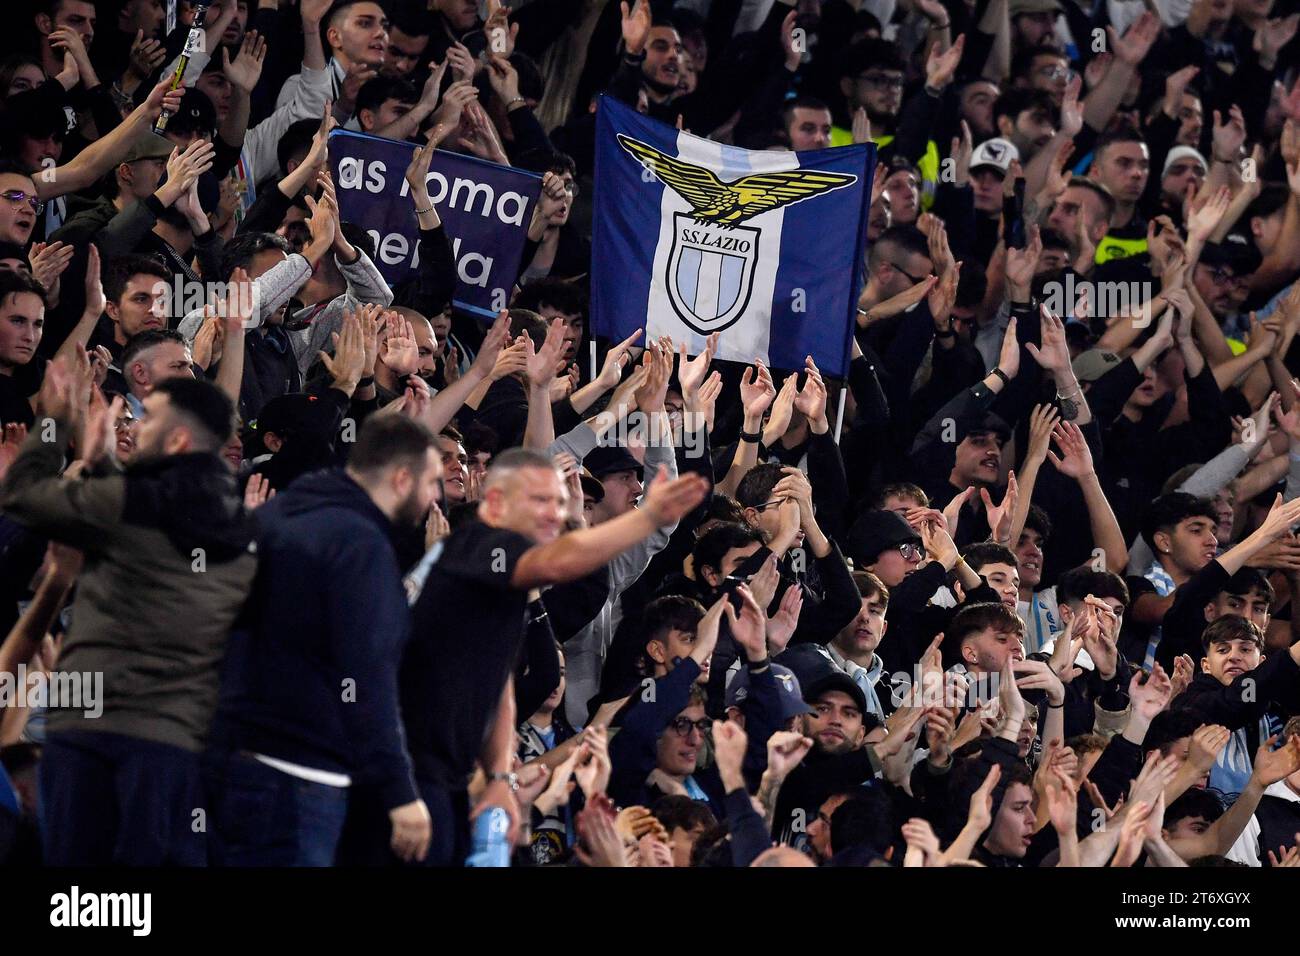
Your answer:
[858,73,904,90]
[1,190,43,214]
[560,179,579,197]
[667,717,712,737]
[896,541,923,561]
[889,262,926,284]
[1205,267,1248,289]
[1036,65,1074,81]
[114,415,136,432]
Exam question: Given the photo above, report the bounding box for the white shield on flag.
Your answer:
[665,212,759,334]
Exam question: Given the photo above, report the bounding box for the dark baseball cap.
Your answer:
[249,392,324,440]
[167,88,217,138]
[777,643,869,714]
[1201,233,1261,276]
[957,410,1012,444]
[583,444,643,480]
[846,509,921,566]
[725,663,814,720]
[803,671,868,715]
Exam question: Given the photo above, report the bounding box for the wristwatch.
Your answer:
[487,771,519,792]
[991,367,1011,387]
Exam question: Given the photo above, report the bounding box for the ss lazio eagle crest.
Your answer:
[617,134,858,334]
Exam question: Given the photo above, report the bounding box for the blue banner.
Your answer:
[328,130,542,318]
[590,96,874,378]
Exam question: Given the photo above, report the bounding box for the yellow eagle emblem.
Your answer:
[616,134,858,228]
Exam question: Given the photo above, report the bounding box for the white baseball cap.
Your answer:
[970,138,1021,175]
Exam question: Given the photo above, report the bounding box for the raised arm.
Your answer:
[39,79,183,200]
[510,469,710,589]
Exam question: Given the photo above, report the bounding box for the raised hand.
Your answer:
[1253,13,1300,67]
[1186,185,1231,242]
[484,0,519,57]
[941,486,976,539]
[49,26,98,89]
[1129,663,1173,722]
[1268,840,1300,867]
[244,474,275,510]
[621,0,652,56]
[339,60,380,111]
[1080,597,1119,680]
[1025,403,1060,466]
[641,467,711,527]
[28,241,74,296]
[852,106,872,145]
[222,29,267,93]
[1014,657,1065,706]
[1005,227,1042,299]
[790,357,828,430]
[143,76,185,120]
[632,342,672,412]
[1252,492,1300,545]
[766,730,813,779]
[1111,800,1152,867]
[694,371,723,432]
[968,763,1001,834]
[925,33,965,90]
[525,317,568,388]
[443,41,476,84]
[677,332,718,405]
[1252,734,1300,787]
[740,360,777,420]
[457,99,510,165]
[766,579,804,654]
[723,584,768,662]
[1211,106,1247,163]
[1058,73,1083,138]
[485,53,521,108]
[1187,724,1231,777]
[924,706,958,766]
[469,310,512,382]
[996,315,1020,379]
[763,374,798,444]
[980,471,1017,545]
[902,817,942,867]
[1108,10,1160,67]
[1046,420,1096,481]
[319,311,367,391]
[126,28,167,82]
[861,275,936,326]
[745,553,780,611]
[574,795,628,868]
[303,191,339,257]
[380,311,420,377]
[1026,305,1071,375]
[574,725,613,797]
[711,719,749,785]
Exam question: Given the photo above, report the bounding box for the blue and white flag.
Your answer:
[591,96,874,377]
[329,130,542,318]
